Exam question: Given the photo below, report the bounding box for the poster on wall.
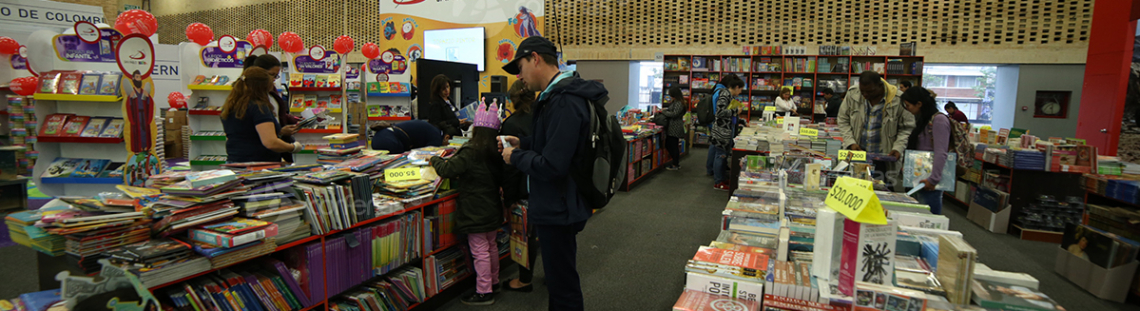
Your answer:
[1120,25,1140,162]
[199,40,253,68]
[52,28,123,63]
[116,34,161,186]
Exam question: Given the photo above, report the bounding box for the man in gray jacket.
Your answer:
[838,71,916,187]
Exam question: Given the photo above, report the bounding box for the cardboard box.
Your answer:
[967,203,1011,233]
[165,110,187,127]
[1055,247,1139,302]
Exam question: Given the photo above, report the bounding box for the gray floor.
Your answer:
[3,150,1138,310]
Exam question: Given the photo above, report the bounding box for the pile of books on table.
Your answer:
[4,205,70,256]
[104,238,211,288]
[317,134,364,164]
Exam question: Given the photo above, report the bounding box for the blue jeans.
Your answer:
[707,145,716,175]
[912,189,944,215]
[711,145,728,184]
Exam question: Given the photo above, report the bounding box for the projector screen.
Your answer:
[423,27,486,71]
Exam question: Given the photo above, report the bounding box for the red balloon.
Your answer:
[185,23,213,45]
[247,29,273,48]
[9,76,37,96]
[277,32,304,53]
[362,43,380,59]
[333,35,355,54]
[167,91,187,109]
[114,9,158,36]
[0,37,18,55]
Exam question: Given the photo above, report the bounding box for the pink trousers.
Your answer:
[467,231,500,294]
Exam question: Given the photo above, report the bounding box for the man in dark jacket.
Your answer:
[499,36,603,311]
[823,87,842,118]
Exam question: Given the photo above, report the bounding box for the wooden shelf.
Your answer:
[188,110,221,116]
[36,136,123,144]
[368,116,412,121]
[297,129,342,134]
[187,84,232,91]
[40,177,121,184]
[33,93,121,102]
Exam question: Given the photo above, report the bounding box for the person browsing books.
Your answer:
[499,36,607,311]
[901,86,951,214]
[774,87,797,116]
[661,85,688,170]
[500,80,539,292]
[710,74,746,191]
[428,103,505,306]
[423,74,471,138]
[368,120,445,154]
[242,55,299,162]
[837,71,916,187]
[823,87,842,118]
[220,66,305,162]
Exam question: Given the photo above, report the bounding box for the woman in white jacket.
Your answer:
[774,87,798,116]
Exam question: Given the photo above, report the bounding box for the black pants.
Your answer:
[518,231,540,283]
[535,220,587,311]
[665,135,681,167]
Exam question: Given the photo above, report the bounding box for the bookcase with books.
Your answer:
[2,52,32,174]
[662,50,923,124]
[27,28,134,196]
[285,50,349,165]
[180,41,250,169]
[622,129,685,191]
[363,58,413,123]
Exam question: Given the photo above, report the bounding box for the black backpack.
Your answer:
[694,89,719,126]
[570,95,627,209]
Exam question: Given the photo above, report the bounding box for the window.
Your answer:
[636,61,664,110]
[926,75,949,87]
[953,76,980,88]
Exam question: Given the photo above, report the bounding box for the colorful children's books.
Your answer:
[206,75,221,85]
[290,94,305,112]
[79,73,103,95]
[39,114,72,137]
[191,75,207,85]
[213,75,230,86]
[56,72,84,94]
[302,74,316,87]
[326,76,340,88]
[315,75,328,88]
[902,150,957,191]
[70,159,110,178]
[39,72,62,94]
[98,162,124,178]
[42,158,81,178]
[304,95,317,109]
[366,82,381,93]
[289,73,304,87]
[316,97,329,109]
[98,118,125,138]
[61,116,90,137]
[99,73,122,95]
[80,117,110,137]
[328,94,343,111]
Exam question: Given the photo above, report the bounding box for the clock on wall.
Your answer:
[1034,90,1070,119]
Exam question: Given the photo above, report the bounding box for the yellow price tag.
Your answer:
[838,149,867,162]
[764,106,777,112]
[799,128,819,137]
[776,117,784,125]
[384,167,422,182]
[825,176,887,224]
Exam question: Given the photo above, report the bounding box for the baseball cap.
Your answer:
[502,36,557,75]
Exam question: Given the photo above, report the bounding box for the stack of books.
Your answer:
[4,205,70,256]
[292,170,373,235]
[317,134,364,164]
[423,200,459,252]
[160,264,312,311]
[231,190,311,245]
[330,266,426,310]
[105,238,213,287]
[37,206,152,274]
[423,246,471,297]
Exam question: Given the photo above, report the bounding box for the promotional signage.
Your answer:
[116,34,154,79]
[0,0,107,28]
[199,40,252,68]
[368,56,407,75]
[74,21,98,43]
[345,63,360,79]
[824,176,886,224]
[384,167,421,182]
[293,50,342,74]
[837,150,868,162]
[52,28,122,63]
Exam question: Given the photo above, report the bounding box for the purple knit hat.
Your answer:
[472,103,501,130]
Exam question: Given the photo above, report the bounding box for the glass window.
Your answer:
[926,75,949,87]
[637,61,664,110]
[954,76,979,88]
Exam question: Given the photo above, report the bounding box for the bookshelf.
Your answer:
[622,130,686,191]
[662,54,924,123]
[145,194,505,311]
[947,156,1084,242]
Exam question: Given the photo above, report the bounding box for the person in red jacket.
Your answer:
[944,101,970,126]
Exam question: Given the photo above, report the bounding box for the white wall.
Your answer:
[1011,65,1085,138]
[991,65,1019,130]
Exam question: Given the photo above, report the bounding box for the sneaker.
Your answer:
[666,165,681,171]
[714,182,730,191]
[461,293,495,306]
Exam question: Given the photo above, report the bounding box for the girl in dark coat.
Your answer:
[428,103,504,305]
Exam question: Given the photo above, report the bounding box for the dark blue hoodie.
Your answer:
[510,71,608,226]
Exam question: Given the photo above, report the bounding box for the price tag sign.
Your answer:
[384,167,421,182]
[776,117,784,125]
[764,106,777,112]
[825,176,887,224]
[838,149,867,162]
[799,128,819,137]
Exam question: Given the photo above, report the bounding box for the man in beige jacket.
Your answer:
[838,71,916,187]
